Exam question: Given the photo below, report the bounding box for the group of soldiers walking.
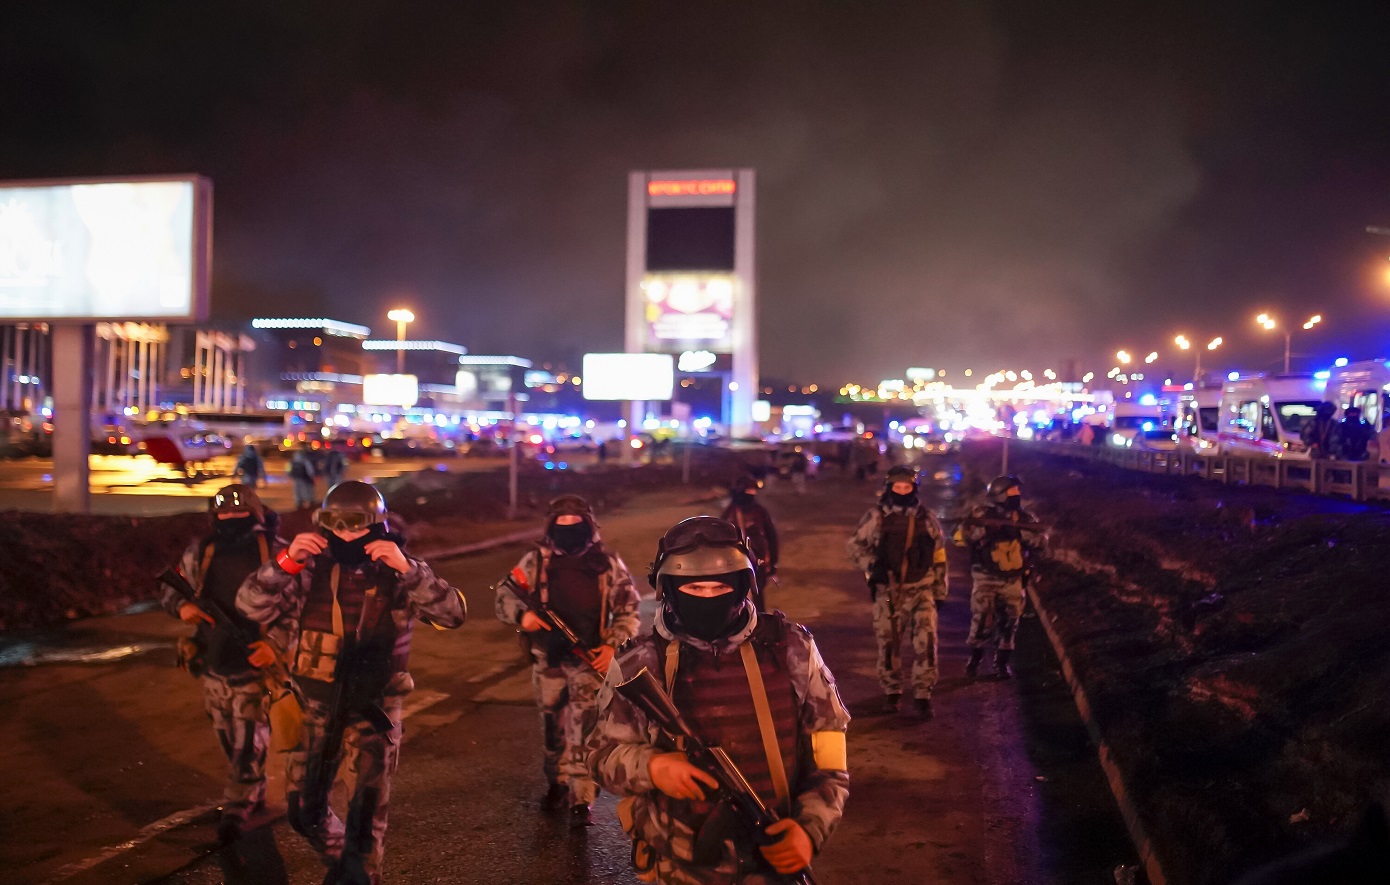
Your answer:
[162,456,1044,883]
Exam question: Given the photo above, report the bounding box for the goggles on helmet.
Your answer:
[211,487,254,513]
[314,509,378,533]
[657,517,750,558]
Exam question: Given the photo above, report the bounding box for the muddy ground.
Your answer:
[0,448,748,632]
[957,438,1390,884]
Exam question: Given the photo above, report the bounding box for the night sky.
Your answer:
[5,1,1390,385]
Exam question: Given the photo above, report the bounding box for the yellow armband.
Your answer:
[811,730,848,770]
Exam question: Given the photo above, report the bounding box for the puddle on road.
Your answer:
[0,640,172,668]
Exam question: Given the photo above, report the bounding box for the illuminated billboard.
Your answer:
[582,353,674,401]
[363,374,419,407]
[0,176,212,322]
[641,273,735,353]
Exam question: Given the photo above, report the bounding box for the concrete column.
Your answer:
[51,325,93,513]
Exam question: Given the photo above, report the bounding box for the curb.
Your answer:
[420,527,541,561]
[1026,581,1169,885]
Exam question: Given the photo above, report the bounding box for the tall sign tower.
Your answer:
[625,169,757,435]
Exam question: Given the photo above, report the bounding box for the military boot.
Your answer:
[912,697,934,719]
[965,649,984,678]
[570,803,593,828]
[995,650,1014,680]
[882,693,901,714]
[542,782,567,813]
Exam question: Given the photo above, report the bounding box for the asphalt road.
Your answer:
[0,459,1135,884]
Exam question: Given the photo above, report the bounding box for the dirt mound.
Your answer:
[957,440,1390,884]
[0,448,751,632]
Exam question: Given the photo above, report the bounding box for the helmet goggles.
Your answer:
[314,508,380,533]
[546,494,593,519]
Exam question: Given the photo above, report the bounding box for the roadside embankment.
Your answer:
[956,440,1390,884]
[0,449,749,632]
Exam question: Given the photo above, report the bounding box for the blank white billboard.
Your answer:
[0,175,212,322]
[363,374,419,407]
[582,353,674,401]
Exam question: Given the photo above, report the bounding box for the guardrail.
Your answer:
[1024,441,1389,502]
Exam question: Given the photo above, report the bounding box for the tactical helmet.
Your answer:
[314,481,388,533]
[648,516,756,593]
[884,465,919,489]
[986,475,1023,504]
[1317,401,1336,418]
[729,474,761,495]
[546,494,594,521]
[210,483,264,522]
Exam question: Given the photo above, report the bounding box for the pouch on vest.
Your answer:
[294,629,343,683]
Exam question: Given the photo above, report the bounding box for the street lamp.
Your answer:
[1256,313,1321,373]
[1144,351,1158,364]
[387,308,415,374]
[1116,350,1132,365]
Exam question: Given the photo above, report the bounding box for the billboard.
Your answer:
[363,374,419,407]
[582,353,674,401]
[641,273,735,353]
[0,176,212,322]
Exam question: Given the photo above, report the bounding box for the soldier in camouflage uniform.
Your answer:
[589,517,850,884]
[954,475,1046,679]
[237,481,466,885]
[495,494,640,827]
[846,464,948,718]
[161,484,286,842]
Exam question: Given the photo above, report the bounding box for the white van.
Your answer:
[1175,386,1223,453]
[1218,374,1325,459]
[1324,360,1390,432]
[1109,401,1165,447]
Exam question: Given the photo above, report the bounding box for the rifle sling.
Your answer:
[739,641,792,816]
[897,514,916,587]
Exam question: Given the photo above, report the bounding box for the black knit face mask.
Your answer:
[327,523,388,567]
[549,522,593,554]
[669,573,749,641]
[886,490,917,508]
[214,515,257,542]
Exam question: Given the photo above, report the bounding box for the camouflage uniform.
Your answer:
[496,539,640,806]
[160,527,285,828]
[955,503,1046,653]
[847,500,947,699]
[237,549,465,883]
[588,607,850,884]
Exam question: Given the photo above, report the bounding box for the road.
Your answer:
[0,459,1134,884]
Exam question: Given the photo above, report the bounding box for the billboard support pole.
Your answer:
[52,324,93,513]
[507,392,519,520]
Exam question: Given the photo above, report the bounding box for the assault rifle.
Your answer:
[493,566,603,671]
[616,666,820,885]
[157,566,304,710]
[297,585,397,834]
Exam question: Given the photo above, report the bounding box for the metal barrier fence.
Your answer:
[1024,441,1389,502]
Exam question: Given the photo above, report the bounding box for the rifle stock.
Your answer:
[616,667,819,885]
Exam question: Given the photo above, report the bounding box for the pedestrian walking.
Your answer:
[954,475,1047,679]
[235,444,266,488]
[494,494,640,827]
[237,481,466,884]
[846,464,947,717]
[288,443,317,509]
[720,475,780,611]
[589,516,850,884]
[323,444,348,489]
[160,484,286,842]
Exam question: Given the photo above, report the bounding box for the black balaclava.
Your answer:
[548,521,593,555]
[731,489,755,507]
[884,488,918,509]
[214,515,258,543]
[327,522,390,568]
[668,572,750,641]
[1003,496,1023,512]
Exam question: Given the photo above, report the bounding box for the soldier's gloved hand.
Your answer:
[246,640,277,669]
[287,532,327,563]
[588,643,615,675]
[649,752,719,801]
[519,611,552,632]
[178,602,214,625]
[760,818,813,874]
[365,540,410,574]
